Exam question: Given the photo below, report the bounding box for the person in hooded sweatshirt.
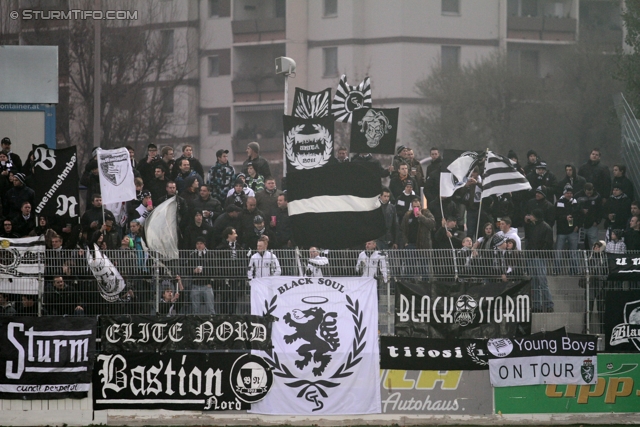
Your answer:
[556,164,585,199]
[604,184,632,238]
[578,148,611,205]
[612,164,635,202]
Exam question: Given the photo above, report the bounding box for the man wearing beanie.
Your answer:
[3,172,34,218]
[1,138,22,173]
[523,149,540,177]
[524,186,555,240]
[527,161,558,199]
[243,141,271,179]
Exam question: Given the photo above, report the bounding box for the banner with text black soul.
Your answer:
[100,314,273,352]
[250,276,380,415]
[607,254,640,280]
[349,108,399,155]
[283,115,334,171]
[31,144,80,222]
[487,327,598,387]
[0,317,96,399]
[93,352,272,410]
[395,279,531,339]
[605,290,640,352]
[380,336,489,371]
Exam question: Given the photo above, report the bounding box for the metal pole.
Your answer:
[583,250,590,335]
[93,1,101,149]
[283,75,289,177]
[154,254,160,314]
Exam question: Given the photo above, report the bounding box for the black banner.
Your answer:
[395,279,531,339]
[485,328,597,359]
[32,145,80,222]
[607,254,640,280]
[380,336,489,371]
[100,315,272,352]
[605,290,640,352]
[93,352,272,410]
[0,317,96,399]
[292,87,332,119]
[283,115,334,171]
[350,107,399,154]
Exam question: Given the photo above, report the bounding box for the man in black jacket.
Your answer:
[612,164,635,202]
[528,209,554,313]
[215,227,245,314]
[578,148,611,206]
[575,183,602,249]
[524,186,555,239]
[191,184,222,226]
[527,162,558,200]
[604,185,632,235]
[555,186,581,251]
[242,142,271,179]
[424,147,442,206]
[188,237,215,314]
[556,164,585,199]
[377,188,400,249]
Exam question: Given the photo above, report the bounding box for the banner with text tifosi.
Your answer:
[494,354,640,413]
[251,276,380,415]
[93,352,273,411]
[99,315,272,352]
[380,369,493,415]
[380,336,489,371]
[487,328,598,387]
[0,317,96,399]
[395,280,531,339]
[604,290,640,353]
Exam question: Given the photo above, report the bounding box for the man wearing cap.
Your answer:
[524,186,555,237]
[189,236,215,314]
[578,148,611,205]
[130,190,154,226]
[212,205,243,247]
[3,172,34,218]
[523,149,540,177]
[527,161,558,199]
[174,158,204,194]
[208,149,235,203]
[1,137,22,172]
[248,236,281,279]
[575,183,602,249]
[243,141,271,179]
[173,145,204,181]
[391,145,410,175]
[244,215,276,250]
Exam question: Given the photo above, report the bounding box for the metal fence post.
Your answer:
[154,254,160,315]
[583,250,590,335]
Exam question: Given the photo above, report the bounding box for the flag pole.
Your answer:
[474,148,489,243]
[439,196,459,280]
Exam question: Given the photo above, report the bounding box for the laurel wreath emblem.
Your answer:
[285,124,333,170]
[262,293,366,411]
[466,343,488,366]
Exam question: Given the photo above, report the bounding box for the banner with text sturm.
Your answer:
[0,317,96,399]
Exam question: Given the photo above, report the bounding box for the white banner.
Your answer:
[250,276,380,415]
[489,355,598,387]
[96,147,136,204]
[0,235,45,294]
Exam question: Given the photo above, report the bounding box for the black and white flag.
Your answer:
[331,75,372,123]
[487,328,598,387]
[292,87,332,119]
[283,115,334,171]
[439,150,482,198]
[97,147,136,204]
[0,317,96,399]
[286,162,386,249]
[251,276,380,415]
[0,236,45,295]
[32,145,79,222]
[350,108,399,154]
[605,290,640,352]
[482,151,531,198]
[86,244,126,302]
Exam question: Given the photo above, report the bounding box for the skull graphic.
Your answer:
[454,294,477,327]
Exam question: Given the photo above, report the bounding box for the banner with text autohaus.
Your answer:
[395,280,531,339]
[32,145,79,222]
[100,314,273,352]
[93,352,272,411]
[0,317,96,399]
[487,328,598,387]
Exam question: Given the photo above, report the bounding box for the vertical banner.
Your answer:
[283,115,334,172]
[32,145,79,222]
[251,277,380,415]
[0,317,96,399]
[96,147,136,204]
[292,87,332,119]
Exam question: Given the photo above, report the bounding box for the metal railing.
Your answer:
[1,248,630,336]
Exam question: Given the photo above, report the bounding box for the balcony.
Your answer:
[231,75,284,103]
[507,16,577,42]
[232,17,285,43]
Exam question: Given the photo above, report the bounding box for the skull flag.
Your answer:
[394,279,532,339]
[331,75,372,123]
[349,108,399,155]
[31,145,80,222]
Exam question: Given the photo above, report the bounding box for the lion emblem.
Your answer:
[283,307,340,376]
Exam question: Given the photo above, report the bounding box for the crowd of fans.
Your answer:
[0,137,633,318]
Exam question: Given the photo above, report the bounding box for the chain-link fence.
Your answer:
[1,248,633,336]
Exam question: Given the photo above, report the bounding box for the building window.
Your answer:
[324,0,338,17]
[275,0,286,18]
[208,114,220,135]
[209,0,219,17]
[208,56,220,77]
[323,47,338,77]
[161,87,174,114]
[160,30,174,55]
[441,0,459,15]
[508,49,539,76]
[441,46,460,70]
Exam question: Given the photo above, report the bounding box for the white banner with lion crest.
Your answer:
[0,236,45,295]
[96,147,136,204]
[250,276,380,415]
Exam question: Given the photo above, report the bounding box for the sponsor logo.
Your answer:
[581,358,595,383]
[487,338,513,358]
[229,354,272,404]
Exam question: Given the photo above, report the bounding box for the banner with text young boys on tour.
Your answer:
[251,276,380,415]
